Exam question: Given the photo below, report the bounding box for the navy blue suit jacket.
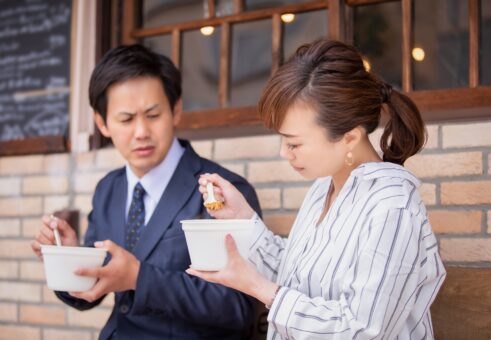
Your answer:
[56,140,261,339]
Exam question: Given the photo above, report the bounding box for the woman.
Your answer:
[187,39,445,339]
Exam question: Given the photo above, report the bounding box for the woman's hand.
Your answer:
[186,234,278,305]
[199,173,255,220]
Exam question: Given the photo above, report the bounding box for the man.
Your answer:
[31,44,261,339]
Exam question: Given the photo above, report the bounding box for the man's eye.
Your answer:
[147,114,160,119]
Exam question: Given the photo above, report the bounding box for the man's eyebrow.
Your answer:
[144,103,159,113]
[117,104,159,116]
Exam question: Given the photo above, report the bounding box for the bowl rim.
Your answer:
[41,245,107,256]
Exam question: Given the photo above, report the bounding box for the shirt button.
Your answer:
[119,305,129,314]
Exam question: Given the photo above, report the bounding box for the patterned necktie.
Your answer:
[125,182,145,252]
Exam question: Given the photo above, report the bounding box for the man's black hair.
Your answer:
[89,44,182,120]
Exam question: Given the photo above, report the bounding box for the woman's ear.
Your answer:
[343,126,363,149]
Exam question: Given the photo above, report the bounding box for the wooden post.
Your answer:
[328,0,346,41]
[122,0,137,45]
[469,0,480,88]
[171,29,181,68]
[402,0,412,92]
[272,13,283,75]
[219,22,231,108]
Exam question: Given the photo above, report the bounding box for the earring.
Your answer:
[346,152,354,166]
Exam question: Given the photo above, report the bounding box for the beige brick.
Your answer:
[442,121,491,148]
[190,140,213,159]
[44,153,69,174]
[43,285,65,304]
[74,195,93,215]
[23,176,68,195]
[0,177,21,196]
[0,218,21,236]
[76,152,96,171]
[68,308,111,328]
[0,302,17,321]
[74,172,106,193]
[20,304,65,325]
[95,148,125,169]
[283,187,310,209]
[0,155,44,175]
[220,163,245,177]
[44,195,70,214]
[0,281,41,302]
[256,188,281,210]
[0,325,40,340]
[0,239,37,259]
[429,210,482,234]
[419,183,436,206]
[20,261,45,281]
[43,329,92,340]
[263,214,296,236]
[101,292,115,307]
[441,181,491,205]
[440,238,491,262]
[424,125,439,149]
[0,197,42,217]
[0,260,18,279]
[22,217,41,237]
[489,153,491,175]
[488,211,491,234]
[248,161,307,183]
[406,152,482,178]
[214,135,280,160]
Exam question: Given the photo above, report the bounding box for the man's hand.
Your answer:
[69,240,141,303]
[31,215,78,259]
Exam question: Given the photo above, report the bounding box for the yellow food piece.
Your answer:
[204,201,224,210]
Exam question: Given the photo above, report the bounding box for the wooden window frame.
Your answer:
[116,0,491,139]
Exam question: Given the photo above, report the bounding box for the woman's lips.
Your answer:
[134,146,155,157]
[292,165,304,172]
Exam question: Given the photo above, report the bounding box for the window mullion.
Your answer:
[469,0,480,88]
[402,0,412,92]
[219,22,231,108]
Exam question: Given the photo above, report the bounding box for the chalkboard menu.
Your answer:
[0,0,71,154]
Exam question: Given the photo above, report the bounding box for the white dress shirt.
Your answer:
[125,138,185,225]
[249,162,446,340]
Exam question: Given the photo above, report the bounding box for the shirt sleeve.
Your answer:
[266,208,445,340]
[248,214,288,282]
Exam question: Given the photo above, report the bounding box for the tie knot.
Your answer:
[133,183,145,199]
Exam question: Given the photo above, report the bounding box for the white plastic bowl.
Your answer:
[41,245,107,292]
[181,219,255,271]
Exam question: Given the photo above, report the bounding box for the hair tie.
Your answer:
[380,83,393,103]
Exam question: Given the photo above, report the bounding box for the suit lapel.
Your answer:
[133,142,202,260]
[110,173,127,248]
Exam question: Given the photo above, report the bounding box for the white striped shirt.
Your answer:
[249,162,445,340]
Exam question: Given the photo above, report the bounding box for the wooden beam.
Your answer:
[272,13,283,75]
[402,0,412,92]
[346,0,400,5]
[0,136,67,156]
[122,0,138,45]
[219,22,231,108]
[328,0,346,41]
[179,106,259,130]
[132,1,327,38]
[171,29,181,68]
[469,0,480,88]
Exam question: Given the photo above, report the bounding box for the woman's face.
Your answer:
[278,100,346,180]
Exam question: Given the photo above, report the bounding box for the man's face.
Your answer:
[95,76,181,178]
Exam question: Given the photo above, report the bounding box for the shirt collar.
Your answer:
[126,138,185,201]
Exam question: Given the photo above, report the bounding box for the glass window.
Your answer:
[244,0,313,11]
[481,0,491,85]
[141,34,172,61]
[283,10,328,61]
[413,0,469,90]
[142,0,204,28]
[216,0,234,17]
[181,27,221,111]
[353,1,402,89]
[230,19,272,107]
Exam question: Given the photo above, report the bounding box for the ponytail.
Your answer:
[380,86,427,165]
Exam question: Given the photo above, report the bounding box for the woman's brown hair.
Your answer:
[258,39,426,165]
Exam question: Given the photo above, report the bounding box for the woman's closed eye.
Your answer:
[287,143,299,150]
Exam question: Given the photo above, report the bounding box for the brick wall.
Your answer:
[0,119,490,339]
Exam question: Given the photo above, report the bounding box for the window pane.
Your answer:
[216,0,234,17]
[141,35,172,61]
[353,1,402,89]
[230,19,272,107]
[181,28,220,111]
[142,0,203,28]
[244,0,313,11]
[413,0,468,90]
[283,10,328,61]
[481,0,491,85]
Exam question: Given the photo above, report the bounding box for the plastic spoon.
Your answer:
[50,214,62,247]
[203,182,224,211]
